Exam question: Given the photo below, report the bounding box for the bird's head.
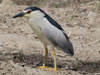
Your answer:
[13,6,45,19]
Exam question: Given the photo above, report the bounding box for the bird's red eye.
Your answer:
[27,9,32,14]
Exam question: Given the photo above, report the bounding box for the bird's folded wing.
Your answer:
[41,18,74,56]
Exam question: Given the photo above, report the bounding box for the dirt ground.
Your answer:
[0,0,100,75]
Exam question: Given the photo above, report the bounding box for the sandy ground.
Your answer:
[0,0,100,75]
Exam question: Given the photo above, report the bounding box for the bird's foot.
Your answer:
[37,65,48,69]
[47,68,58,71]
[37,66,57,71]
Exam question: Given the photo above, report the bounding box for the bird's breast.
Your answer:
[29,18,43,37]
[29,18,50,45]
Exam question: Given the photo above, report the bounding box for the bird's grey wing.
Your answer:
[44,14,64,31]
[42,18,74,56]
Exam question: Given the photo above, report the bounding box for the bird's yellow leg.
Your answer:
[39,47,48,69]
[48,49,57,71]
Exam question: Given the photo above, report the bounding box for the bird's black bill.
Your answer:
[12,12,25,18]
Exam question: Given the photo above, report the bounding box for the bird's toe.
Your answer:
[37,65,48,69]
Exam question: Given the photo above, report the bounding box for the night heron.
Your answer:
[13,6,74,71]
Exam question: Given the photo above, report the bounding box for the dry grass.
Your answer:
[10,0,95,7]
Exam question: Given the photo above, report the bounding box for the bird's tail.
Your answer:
[60,40,74,56]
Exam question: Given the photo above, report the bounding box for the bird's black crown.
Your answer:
[24,6,45,13]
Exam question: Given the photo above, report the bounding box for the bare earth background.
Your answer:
[0,0,100,75]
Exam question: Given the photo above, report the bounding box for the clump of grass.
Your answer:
[95,0,100,12]
[50,0,70,8]
[11,0,45,6]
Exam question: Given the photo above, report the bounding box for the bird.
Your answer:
[12,6,74,71]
